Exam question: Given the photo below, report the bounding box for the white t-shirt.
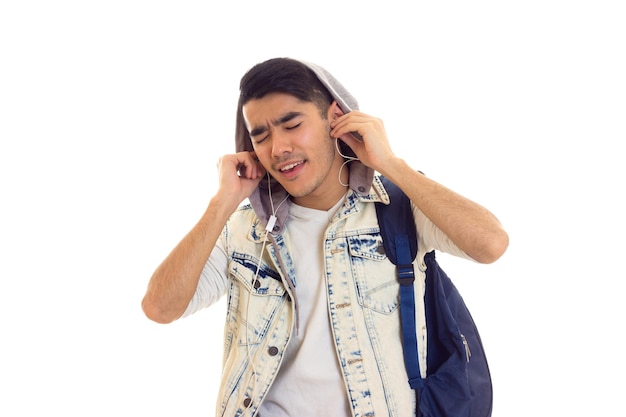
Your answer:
[259,198,350,417]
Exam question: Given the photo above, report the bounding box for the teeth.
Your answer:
[280,161,303,172]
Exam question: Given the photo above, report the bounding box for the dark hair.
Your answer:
[235,58,334,152]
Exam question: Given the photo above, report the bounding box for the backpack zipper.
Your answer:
[461,334,472,363]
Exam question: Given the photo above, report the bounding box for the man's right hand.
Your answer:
[216,151,266,208]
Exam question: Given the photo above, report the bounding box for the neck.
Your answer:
[292,183,348,211]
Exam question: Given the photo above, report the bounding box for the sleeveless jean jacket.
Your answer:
[202,179,450,417]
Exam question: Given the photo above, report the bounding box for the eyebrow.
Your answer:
[249,111,303,138]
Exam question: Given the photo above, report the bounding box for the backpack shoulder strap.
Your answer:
[374,176,423,389]
[375,176,417,265]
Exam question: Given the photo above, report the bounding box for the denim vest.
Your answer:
[214,177,438,417]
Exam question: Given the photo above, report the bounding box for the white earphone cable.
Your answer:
[244,174,289,412]
[335,138,360,187]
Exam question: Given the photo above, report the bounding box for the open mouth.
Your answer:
[279,161,304,173]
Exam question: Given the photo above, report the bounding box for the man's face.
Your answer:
[243,92,347,209]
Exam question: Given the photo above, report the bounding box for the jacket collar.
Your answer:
[248,172,385,238]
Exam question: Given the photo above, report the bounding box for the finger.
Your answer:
[331,115,372,138]
[238,154,265,179]
[338,133,360,152]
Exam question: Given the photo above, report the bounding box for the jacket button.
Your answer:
[377,245,386,254]
[243,398,252,407]
[358,186,366,193]
[253,280,261,289]
[268,346,279,356]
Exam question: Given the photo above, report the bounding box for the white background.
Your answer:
[1,1,624,416]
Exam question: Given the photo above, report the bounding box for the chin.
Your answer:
[283,182,316,199]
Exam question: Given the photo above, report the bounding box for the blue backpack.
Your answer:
[375,176,493,417]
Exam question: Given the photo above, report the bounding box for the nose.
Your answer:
[271,131,293,158]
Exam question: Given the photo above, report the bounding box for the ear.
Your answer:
[327,100,345,121]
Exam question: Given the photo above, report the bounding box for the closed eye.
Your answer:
[285,122,302,130]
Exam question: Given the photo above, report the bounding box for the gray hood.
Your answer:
[235,59,375,234]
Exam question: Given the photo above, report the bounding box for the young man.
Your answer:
[142,58,509,417]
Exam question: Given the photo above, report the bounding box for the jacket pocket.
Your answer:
[227,252,287,347]
[347,233,400,314]
[229,251,285,296]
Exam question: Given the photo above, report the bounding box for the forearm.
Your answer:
[379,158,509,264]
[142,194,237,323]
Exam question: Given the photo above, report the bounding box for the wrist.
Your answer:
[377,157,410,181]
